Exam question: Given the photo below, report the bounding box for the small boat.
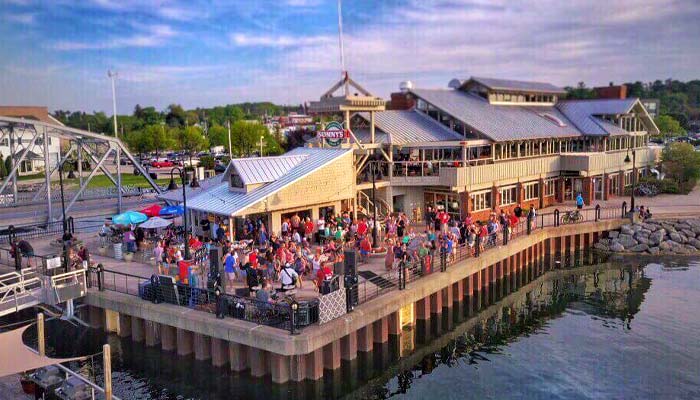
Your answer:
[28,365,65,399]
[54,376,105,400]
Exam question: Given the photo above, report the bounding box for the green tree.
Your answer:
[175,126,209,165]
[165,104,186,127]
[151,124,176,157]
[654,115,686,138]
[230,121,278,156]
[199,155,215,170]
[124,130,154,160]
[662,142,700,191]
[565,81,597,99]
[207,124,229,148]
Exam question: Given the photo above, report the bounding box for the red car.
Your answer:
[151,160,174,168]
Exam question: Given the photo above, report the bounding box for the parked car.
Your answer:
[214,163,226,173]
[119,157,131,166]
[151,160,174,168]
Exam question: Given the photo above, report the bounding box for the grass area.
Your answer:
[66,174,182,189]
[17,172,46,181]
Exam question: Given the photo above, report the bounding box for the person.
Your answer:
[385,239,395,271]
[317,215,326,243]
[513,203,523,219]
[357,218,368,237]
[315,263,333,290]
[304,217,314,242]
[359,235,372,263]
[528,205,537,231]
[292,229,302,244]
[123,228,136,253]
[223,250,237,293]
[256,281,272,304]
[280,262,299,292]
[62,230,74,247]
[11,239,34,269]
[77,244,90,268]
[576,193,584,209]
[99,220,111,245]
[438,210,450,233]
[426,206,436,230]
[245,262,260,294]
[153,241,164,274]
[216,223,226,243]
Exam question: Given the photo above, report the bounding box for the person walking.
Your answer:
[576,193,584,209]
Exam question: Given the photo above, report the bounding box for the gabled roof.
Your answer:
[0,106,65,126]
[556,98,640,136]
[230,154,307,185]
[12,148,42,160]
[183,148,351,216]
[410,88,581,141]
[465,77,566,94]
[356,110,463,145]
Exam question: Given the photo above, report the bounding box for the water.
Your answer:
[9,256,700,399]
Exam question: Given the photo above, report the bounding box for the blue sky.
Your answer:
[1,0,699,114]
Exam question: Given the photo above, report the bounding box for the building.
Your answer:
[0,106,63,175]
[162,75,661,237]
[640,99,660,119]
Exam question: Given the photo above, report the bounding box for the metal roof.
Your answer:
[556,98,638,136]
[183,147,351,216]
[467,77,567,94]
[158,174,225,203]
[357,110,464,145]
[230,154,307,185]
[410,89,581,141]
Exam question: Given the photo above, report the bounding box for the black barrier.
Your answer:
[622,201,628,217]
[553,209,560,227]
[97,264,104,291]
[527,214,533,235]
[595,204,601,221]
[475,235,481,257]
[440,251,447,272]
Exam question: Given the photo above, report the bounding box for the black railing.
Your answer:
[0,217,104,244]
[88,266,303,334]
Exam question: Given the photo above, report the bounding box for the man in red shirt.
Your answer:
[304,217,314,242]
[359,235,372,262]
[315,263,334,290]
[438,210,450,233]
[357,218,368,237]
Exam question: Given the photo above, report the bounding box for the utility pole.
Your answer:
[227,120,233,159]
[108,70,118,138]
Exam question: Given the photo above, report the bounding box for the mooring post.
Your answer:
[37,312,45,357]
[103,344,112,400]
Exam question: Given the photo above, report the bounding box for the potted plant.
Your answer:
[110,236,123,260]
[123,251,134,262]
[98,244,108,255]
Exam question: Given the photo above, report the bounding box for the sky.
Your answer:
[1,0,699,114]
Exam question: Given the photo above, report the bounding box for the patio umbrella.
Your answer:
[139,204,162,218]
[139,217,172,229]
[112,211,148,225]
[159,205,185,217]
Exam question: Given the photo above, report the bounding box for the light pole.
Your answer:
[624,148,636,212]
[168,167,200,260]
[108,70,118,138]
[227,120,233,159]
[371,161,379,248]
[259,135,264,157]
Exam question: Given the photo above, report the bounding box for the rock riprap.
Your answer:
[593,219,700,255]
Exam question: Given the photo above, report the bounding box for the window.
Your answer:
[230,172,244,188]
[524,182,539,200]
[624,171,632,187]
[470,190,492,212]
[500,186,517,206]
[544,178,557,196]
[0,138,8,146]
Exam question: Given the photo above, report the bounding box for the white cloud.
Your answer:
[51,24,177,50]
[230,33,334,48]
[3,12,36,24]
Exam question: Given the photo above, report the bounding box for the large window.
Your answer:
[544,178,557,196]
[471,190,492,212]
[624,171,633,187]
[500,186,517,206]
[524,182,539,201]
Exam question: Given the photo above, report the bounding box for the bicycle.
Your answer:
[561,210,584,224]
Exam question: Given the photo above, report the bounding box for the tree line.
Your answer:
[52,102,296,158]
[565,79,700,136]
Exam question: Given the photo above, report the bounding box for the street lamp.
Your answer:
[168,167,200,259]
[370,161,378,248]
[259,135,264,157]
[624,148,636,212]
[107,70,118,138]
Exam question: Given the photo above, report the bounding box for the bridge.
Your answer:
[0,266,87,317]
[0,116,160,226]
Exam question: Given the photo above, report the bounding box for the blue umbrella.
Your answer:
[112,210,148,225]
[159,205,185,217]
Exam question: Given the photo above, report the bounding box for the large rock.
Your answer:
[650,230,666,244]
[635,236,650,245]
[688,238,700,250]
[648,246,660,255]
[593,242,609,251]
[620,225,634,235]
[681,229,695,239]
[669,232,683,243]
[630,244,649,253]
[616,234,638,249]
[641,223,657,232]
[610,242,626,252]
[638,228,652,236]
[659,241,672,251]
[631,224,643,232]
[608,231,620,239]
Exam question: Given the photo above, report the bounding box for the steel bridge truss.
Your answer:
[0,116,161,223]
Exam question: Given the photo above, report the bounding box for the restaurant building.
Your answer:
[164,76,662,235]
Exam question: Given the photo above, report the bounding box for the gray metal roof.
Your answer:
[183,147,351,216]
[357,110,464,145]
[556,98,638,136]
[410,89,581,141]
[468,77,567,94]
[158,174,225,203]
[231,154,307,185]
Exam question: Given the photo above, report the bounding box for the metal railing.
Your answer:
[354,204,624,306]
[0,268,43,316]
[88,266,304,334]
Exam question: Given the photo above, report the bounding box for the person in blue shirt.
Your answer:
[223,250,236,293]
[576,193,584,209]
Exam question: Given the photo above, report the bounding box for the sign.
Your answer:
[318,121,349,147]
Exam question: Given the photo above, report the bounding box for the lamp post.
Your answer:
[168,167,200,260]
[58,161,69,271]
[370,161,378,248]
[259,135,264,157]
[624,148,636,212]
[227,120,233,159]
[107,70,118,138]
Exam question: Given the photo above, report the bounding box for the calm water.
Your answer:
[10,255,700,400]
